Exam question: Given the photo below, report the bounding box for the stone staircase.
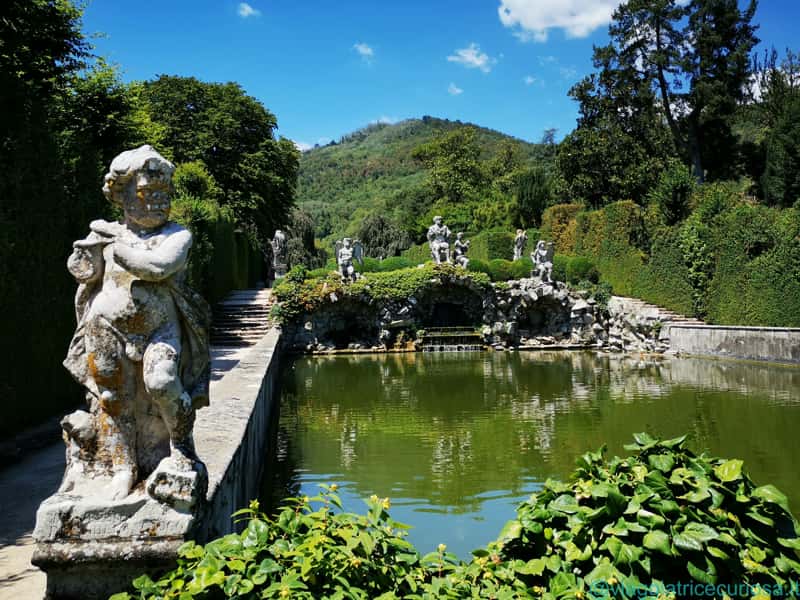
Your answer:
[210,288,273,347]
[612,296,705,326]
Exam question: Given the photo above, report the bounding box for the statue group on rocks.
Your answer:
[427,216,470,268]
[57,145,211,509]
[532,240,554,283]
[335,238,364,282]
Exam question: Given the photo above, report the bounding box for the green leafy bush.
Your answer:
[114,435,800,600]
[552,254,568,283]
[566,256,599,284]
[500,433,800,598]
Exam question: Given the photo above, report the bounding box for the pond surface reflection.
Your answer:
[261,352,800,558]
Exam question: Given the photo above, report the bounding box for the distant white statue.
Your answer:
[271,230,288,278]
[532,240,554,282]
[427,216,451,264]
[513,229,528,261]
[453,232,470,269]
[335,238,364,282]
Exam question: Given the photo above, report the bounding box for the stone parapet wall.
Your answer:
[668,324,800,364]
[193,327,283,541]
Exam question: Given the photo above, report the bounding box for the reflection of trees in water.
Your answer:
[264,352,800,515]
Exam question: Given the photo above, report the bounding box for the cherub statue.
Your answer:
[335,238,364,282]
[427,215,451,264]
[532,240,555,283]
[60,145,211,507]
[270,229,288,278]
[513,229,528,261]
[453,232,470,269]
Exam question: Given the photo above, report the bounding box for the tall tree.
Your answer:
[412,127,486,203]
[138,76,299,247]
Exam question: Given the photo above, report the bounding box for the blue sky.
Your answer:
[82,0,799,149]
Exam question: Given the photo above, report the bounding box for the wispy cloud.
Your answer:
[353,42,375,63]
[448,83,464,96]
[293,141,313,153]
[498,0,620,42]
[447,43,495,73]
[524,75,537,86]
[559,66,578,81]
[237,2,261,18]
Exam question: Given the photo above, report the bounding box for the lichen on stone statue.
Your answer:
[60,145,211,510]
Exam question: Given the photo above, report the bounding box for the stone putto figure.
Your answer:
[532,240,555,283]
[61,145,211,508]
[427,215,452,264]
[335,238,364,282]
[270,229,288,278]
[513,229,528,261]
[453,232,470,268]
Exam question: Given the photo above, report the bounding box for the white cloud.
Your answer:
[559,66,578,81]
[447,43,495,73]
[353,42,375,63]
[524,75,537,85]
[498,0,620,42]
[293,141,313,153]
[237,2,261,18]
[448,83,464,96]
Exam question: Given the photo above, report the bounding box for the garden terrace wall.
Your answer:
[668,324,800,364]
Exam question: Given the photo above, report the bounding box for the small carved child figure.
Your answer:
[427,216,452,264]
[454,232,470,268]
[62,145,210,505]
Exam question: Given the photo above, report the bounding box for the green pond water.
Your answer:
[261,351,800,558]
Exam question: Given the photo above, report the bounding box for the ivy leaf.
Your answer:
[643,530,672,556]
[714,459,743,483]
[687,558,717,584]
[648,453,675,473]
[637,509,666,529]
[601,536,643,565]
[752,485,791,512]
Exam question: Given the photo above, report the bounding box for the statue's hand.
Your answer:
[90,219,121,239]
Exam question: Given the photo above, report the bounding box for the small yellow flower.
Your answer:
[437,543,447,553]
[607,577,618,586]
[329,484,338,492]
[370,494,380,503]
[382,497,391,510]
[280,586,290,598]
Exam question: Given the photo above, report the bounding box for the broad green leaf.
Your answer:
[498,520,522,541]
[680,487,711,503]
[637,509,666,529]
[778,537,800,550]
[600,536,643,565]
[753,484,791,511]
[687,558,717,584]
[684,522,718,542]
[707,546,730,561]
[746,511,775,527]
[660,435,687,449]
[633,432,657,448]
[673,533,703,553]
[648,453,675,473]
[550,494,580,514]
[517,558,545,576]
[643,530,671,556]
[714,459,743,483]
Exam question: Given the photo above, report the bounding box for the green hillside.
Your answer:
[297,116,546,246]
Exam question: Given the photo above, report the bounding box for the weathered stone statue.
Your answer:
[427,215,452,264]
[335,238,364,282]
[58,145,211,505]
[532,240,554,282]
[513,229,528,261]
[454,232,470,268]
[271,229,288,278]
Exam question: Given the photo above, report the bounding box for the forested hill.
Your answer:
[297,116,546,244]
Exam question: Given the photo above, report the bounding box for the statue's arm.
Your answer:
[114,229,192,281]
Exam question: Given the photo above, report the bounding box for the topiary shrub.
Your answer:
[552,254,568,283]
[488,259,513,282]
[541,203,583,253]
[566,256,599,284]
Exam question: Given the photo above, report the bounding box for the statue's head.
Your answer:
[342,237,352,248]
[433,215,443,226]
[274,229,285,240]
[517,229,524,236]
[537,240,546,250]
[457,232,464,240]
[103,145,175,230]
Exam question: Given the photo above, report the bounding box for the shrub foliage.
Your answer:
[113,435,800,599]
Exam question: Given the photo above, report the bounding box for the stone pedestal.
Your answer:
[32,490,197,599]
